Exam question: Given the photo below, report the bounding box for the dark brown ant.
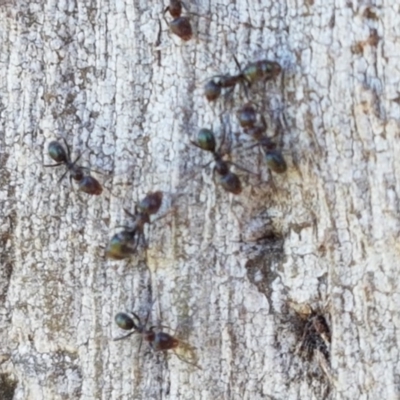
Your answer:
[204,57,282,102]
[44,139,103,195]
[236,103,287,174]
[192,128,258,195]
[106,191,163,260]
[163,0,192,41]
[114,310,201,368]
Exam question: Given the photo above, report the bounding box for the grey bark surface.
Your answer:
[0,0,399,399]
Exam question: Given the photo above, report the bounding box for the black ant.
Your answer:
[204,57,282,102]
[106,191,163,260]
[114,310,201,369]
[44,139,103,195]
[192,128,258,195]
[241,59,282,86]
[204,75,243,102]
[163,0,192,41]
[236,103,287,174]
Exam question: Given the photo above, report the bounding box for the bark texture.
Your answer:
[0,0,399,399]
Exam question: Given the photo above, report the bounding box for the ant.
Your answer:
[114,310,201,368]
[204,57,282,102]
[240,59,282,86]
[106,191,163,260]
[236,103,287,174]
[204,75,242,102]
[44,139,103,195]
[192,128,257,195]
[163,0,192,41]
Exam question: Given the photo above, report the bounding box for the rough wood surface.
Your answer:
[0,1,399,399]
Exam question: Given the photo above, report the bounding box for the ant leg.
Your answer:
[151,209,175,225]
[61,137,71,160]
[123,208,137,219]
[162,9,170,28]
[129,311,142,326]
[219,123,227,153]
[180,1,189,12]
[211,166,219,187]
[241,142,259,151]
[113,331,136,341]
[138,310,154,352]
[148,325,173,332]
[114,225,134,230]
[132,311,145,353]
[200,160,213,169]
[79,166,104,175]
[222,86,236,103]
[144,299,157,327]
[58,168,70,183]
[233,54,241,71]
[70,153,83,169]
[137,336,145,352]
[240,80,250,99]
[228,134,254,153]
[228,161,260,177]
[68,174,76,192]
[43,163,64,168]
[137,231,148,249]
[190,140,205,150]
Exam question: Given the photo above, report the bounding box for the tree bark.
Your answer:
[0,0,399,399]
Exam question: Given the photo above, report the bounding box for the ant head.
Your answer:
[69,166,84,182]
[144,329,156,343]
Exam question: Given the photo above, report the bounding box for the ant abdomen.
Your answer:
[115,313,136,331]
[48,141,68,163]
[219,172,242,195]
[78,176,103,195]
